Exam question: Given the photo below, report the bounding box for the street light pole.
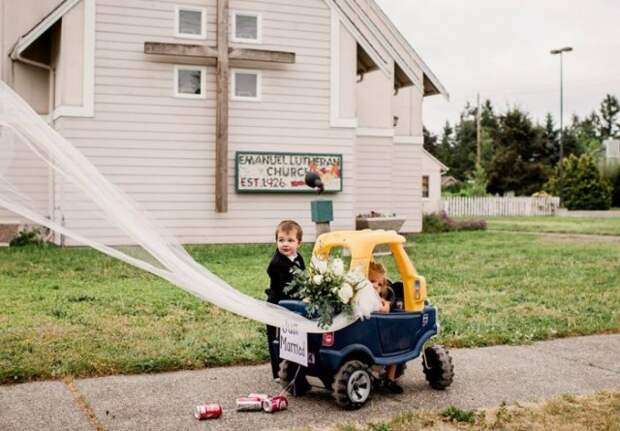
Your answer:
[550,46,573,184]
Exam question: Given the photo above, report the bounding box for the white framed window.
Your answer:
[232,69,262,101]
[175,5,207,39]
[422,175,430,199]
[174,65,207,98]
[231,11,261,43]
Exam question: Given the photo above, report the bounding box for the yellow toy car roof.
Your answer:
[314,229,405,250]
[313,229,427,312]
[313,230,406,269]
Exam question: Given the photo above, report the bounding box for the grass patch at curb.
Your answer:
[1,231,619,383]
[325,391,620,431]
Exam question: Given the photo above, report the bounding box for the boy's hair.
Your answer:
[275,220,303,242]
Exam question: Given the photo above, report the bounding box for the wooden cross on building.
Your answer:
[144,0,295,213]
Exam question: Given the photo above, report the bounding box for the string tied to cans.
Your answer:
[194,367,302,420]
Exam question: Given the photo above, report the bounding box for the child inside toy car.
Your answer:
[368,261,404,394]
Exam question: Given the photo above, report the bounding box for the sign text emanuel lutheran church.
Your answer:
[236,151,343,193]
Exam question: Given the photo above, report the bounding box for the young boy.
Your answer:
[265,220,306,380]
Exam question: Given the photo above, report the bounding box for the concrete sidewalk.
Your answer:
[1,334,619,431]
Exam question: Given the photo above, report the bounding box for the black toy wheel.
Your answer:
[332,360,373,409]
[278,360,311,396]
[422,345,454,390]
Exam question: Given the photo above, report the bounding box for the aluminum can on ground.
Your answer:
[262,395,288,413]
[236,396,264,412]
[248,393,269,400]
[194,403,223,420]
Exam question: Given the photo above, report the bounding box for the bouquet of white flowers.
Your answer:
[285,255,381,329]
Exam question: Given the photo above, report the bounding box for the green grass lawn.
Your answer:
[485,216,620,236]
[1,231,619,384]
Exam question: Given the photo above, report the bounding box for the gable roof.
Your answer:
[422,148,449,173]
[325,0,448,98]
[10,0,80,60]
[13,0,447,99]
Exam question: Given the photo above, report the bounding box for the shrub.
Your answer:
[557,154,612,210]
[443,165,489,197]
[9,227,45,247]
[423,211,487,233]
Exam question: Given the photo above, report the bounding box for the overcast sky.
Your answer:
[376,0,620,135]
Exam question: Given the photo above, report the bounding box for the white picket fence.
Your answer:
[441,196,561,217]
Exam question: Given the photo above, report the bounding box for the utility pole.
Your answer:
[550,47,573,185]
[476,93,481,167]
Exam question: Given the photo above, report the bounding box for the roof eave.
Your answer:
[10,0,80,60]
[368,0,449,100]
[423,74,449,100]
[422,148,449,171]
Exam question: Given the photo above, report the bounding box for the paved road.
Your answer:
[1,334,619,431]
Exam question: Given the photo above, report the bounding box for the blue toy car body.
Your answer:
[274,230,454,409]
[275,299,452,409]
[278,300,437,372]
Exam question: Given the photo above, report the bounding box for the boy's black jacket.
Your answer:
[266,251,306,304]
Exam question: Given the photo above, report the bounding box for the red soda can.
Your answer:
[248,393,269,400]
[194,403,222,420]
[262,395,288,413]
[236,396,264,412]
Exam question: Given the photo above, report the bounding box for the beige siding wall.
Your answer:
[0,129,50,223]
[54,0,357,245]
[355,69,392,128]
[338,22,356,121]
[0,0,58,223]
[354,135,393,216]
[55,1,85,107]
[421,153,443,214]
[394,142,423,232]
[353,137,423,233]
[393,86,423,137]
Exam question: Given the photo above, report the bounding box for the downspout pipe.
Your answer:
[9,44,59,244]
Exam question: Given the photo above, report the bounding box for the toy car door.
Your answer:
[375,312,423,354]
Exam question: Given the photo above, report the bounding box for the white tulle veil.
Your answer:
[0,81,359,333]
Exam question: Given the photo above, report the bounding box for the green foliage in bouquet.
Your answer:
[284,257,372,329]
[285,256,355,329]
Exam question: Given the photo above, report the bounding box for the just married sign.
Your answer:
[279,321,308,367]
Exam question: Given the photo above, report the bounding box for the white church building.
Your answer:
[0,0,447,244]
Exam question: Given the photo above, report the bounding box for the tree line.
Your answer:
[424,94,620,199]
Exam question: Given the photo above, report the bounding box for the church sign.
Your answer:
[235,151,343,193]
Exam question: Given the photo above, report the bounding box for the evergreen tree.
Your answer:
[449,103,477,181]
[487,108,550,196]
[570,112,602,157]
[541,113,559,165]
[598,94,620,140]
[479,100,498,173]
[436,121,454,172]
[423,126,439,157]
[480,99,499,131]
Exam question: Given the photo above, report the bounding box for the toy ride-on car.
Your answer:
[275,229,454,409]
